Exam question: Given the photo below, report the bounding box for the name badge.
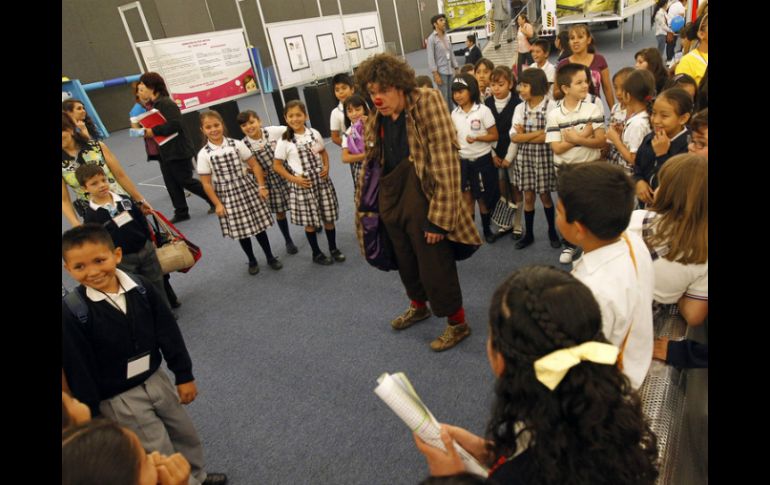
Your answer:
[446,52,451,61]
[471,119,482,131]
[113,211,133,227]
[127,352,150,379]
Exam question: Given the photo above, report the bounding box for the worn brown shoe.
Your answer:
[430,323,471,351]
[391,305,432,330]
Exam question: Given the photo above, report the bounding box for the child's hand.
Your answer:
[605,127,620,144]
[580,123,594,138]
[215,204,226,217]
[492,155,502,167]
[294,175,312,188]
[500,159,511,168]
[258,186,269,201]
[636,180,654,205]
[466,135,476,144]
[320,166,329,179]
[653,337,670,361]
[441,424,493,464]
[562,128,578,143]
[513,124,525,135]
[413,427,466,477]
[149,452,191,485]
[177,381,198,404]
[651,128,671,157]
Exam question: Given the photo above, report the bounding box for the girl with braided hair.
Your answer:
[415,265,659,484]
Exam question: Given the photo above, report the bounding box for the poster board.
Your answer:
[443,0,487,30]
[136,29,256,113]
[265,12,384,89]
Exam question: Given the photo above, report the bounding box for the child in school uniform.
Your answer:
[329,73,355,147]
[196,110,281,275]
[61,224,228,485]
[606,69,656,175]
[633,88,692,206]
[524,39,556,100]
[340,94,370,195]
[236,110,298,255]
[547,63,606,264]
[75,164,171,311]
[556,162,655,389]
[450,73,499,242]
[473,58,495,103]
[484,66,522,240]
[604,67,635,171]
[510,68,560,251]
[273,100,344,265]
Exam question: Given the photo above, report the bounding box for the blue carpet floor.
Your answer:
[62,21,657,484]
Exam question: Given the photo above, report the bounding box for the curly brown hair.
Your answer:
[354,53,416,96]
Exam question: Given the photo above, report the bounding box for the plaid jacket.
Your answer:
[354,87,482,255]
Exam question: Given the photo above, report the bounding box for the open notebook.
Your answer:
[374,372,489,478]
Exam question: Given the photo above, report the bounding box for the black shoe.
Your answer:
[202,473,228,485]
[316,226,323,234]
[268,258,283,270]
[207,206,217,214]
[330,249,346,262]
[286,241,298,255]
[515,237,534,250]
[507,38,514,43]
[484,231,496,244]
[170,214,191,224]
[549,238,562,248]
[313,252,333,265]
[511,227,523,240]
[248,262,260,275]
[494,44,501,50]
[170,300,182,309]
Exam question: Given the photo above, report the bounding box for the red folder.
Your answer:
[130,109,178,146]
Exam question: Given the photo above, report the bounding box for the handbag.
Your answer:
[666,31,675,44]
[357,155,398,271]
[148,210,202,274]
[490,197,517,230]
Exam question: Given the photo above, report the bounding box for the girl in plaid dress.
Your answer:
[606,69,655,176]
[237,110,298,255]
[510,68,560,250]
[340,95,370,196]
[604,67,634,170]
[196,111,282,275]
[273,101,344,266]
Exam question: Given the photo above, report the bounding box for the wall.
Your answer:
[63,0,436,131]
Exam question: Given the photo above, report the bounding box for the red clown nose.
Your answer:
[374,98,383,107]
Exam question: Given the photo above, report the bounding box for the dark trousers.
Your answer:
[379,159,462,317]
[118,240,171,311]
[158,156,212,217]
[666,38,676,61]
[516,52,534,77]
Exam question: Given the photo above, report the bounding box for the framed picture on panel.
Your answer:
[284,35,309,71]
[344,31,360,50]
[316,33,337,61]
[361,27,378,49]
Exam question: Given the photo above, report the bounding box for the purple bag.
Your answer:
[347,119,366,155]
[358,155,398,271]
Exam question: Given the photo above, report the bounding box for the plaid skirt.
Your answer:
[513,142,556,193]
[607,144,633,175]
[264,170,291,213]
[215,176,274,240]
[350,161,363,194]
[289,172,339,227]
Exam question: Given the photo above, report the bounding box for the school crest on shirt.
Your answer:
[471,119,481,131]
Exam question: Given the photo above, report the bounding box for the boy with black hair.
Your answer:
[61,224,227,485]
[76,164,171,311]
[555,162,654,389]
[329,72,355,146]
[524,39,556,99]
[546,63,606,263]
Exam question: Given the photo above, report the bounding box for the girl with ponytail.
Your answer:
[414,266,659,484]
[605,69,656,175]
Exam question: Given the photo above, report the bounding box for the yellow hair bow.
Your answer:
[533,342,620,390]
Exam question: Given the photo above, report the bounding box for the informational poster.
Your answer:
[137,29,256,113]
[443,0,487,29]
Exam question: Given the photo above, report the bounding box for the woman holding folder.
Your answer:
[137,72,215,223]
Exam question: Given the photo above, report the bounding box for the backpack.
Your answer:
[62,274,148,324]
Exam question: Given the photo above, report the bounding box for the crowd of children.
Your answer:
[62,9,708,482]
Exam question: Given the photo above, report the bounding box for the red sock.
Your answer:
[411,300,427,309]
[448,307,465,325]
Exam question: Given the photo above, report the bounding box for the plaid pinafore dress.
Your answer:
[286,131,339,227]
[607,102,629,172]
[206,138,274,240]
[243,132,291,213]
[513,100,556,193]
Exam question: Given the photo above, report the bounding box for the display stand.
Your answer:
[181,100,243,150]
[303,82,338,138]
[271,87,301,127]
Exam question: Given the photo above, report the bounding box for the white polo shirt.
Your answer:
[451,103,496,160]
[244,126,287,152]
[196,138,253,183]
[329,102,346,135]
[510,98,558,136]
[546,99,605,166]
[274,128,325,174]
[627,210,708,304]
[571,231,654,389]
[623,111,651,154]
